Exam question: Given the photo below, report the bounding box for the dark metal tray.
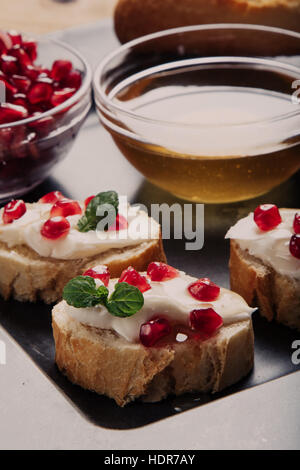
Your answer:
[0,22,299,430]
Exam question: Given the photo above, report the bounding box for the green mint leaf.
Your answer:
[62,276,143,319]
[77,190,119,233]
[106,282,144,318]
[62,276,109,308]
[77,215,96,233]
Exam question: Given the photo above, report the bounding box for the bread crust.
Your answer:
[0,234,166,304]
[114,0,300,44]
[52,302,254,406]
[230,240,300,330]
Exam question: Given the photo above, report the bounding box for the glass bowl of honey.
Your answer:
[94,25,300,203]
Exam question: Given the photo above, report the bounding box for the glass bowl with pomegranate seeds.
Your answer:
[0,30,92,201]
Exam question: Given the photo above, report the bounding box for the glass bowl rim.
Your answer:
[0,35,92,130]
[93,23,300,130]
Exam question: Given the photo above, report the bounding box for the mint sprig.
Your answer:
[62,277,144,318]
[77,190,119,233]
[106,282,144,318]
[62,276,109,308]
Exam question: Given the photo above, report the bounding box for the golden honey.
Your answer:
[101,62,300,203]
[112,135,300,203]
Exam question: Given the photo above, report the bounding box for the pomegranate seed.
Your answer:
[84,195,95,208]
[62,70,81,89]
[41,217,70,240]
[0,127,13,146]
[22,64,39,80]
[293,213,300,234]
[27,137,39,160]
[140,318,171,347]
[51,60,72,81]
[254,204,282,231]
[11,93,28,109]
[0,55,18,75]
[189,308,223,336]
[0,41,7,55]
[107,214,128,231]
[83,266,110,287]
[289,234,300,259]
[8,31,22,46]
[2,199,26,224]
[27,79,53,104]
[10,45,32,68]
[28,113,54,136]
[147,262,179,282]
[50,88,75,107]
[118,266,151,293]
[10,125,27,158]
[12,74,31,93]
[0,75,18,97]
[188,278,220,302]
[0,103,28,124]
[50,198,82,218]
[30,101,52,114]
[37,68,51,78]
[38,191,64,204]
[26,131,38,154]
[22,39,37,61]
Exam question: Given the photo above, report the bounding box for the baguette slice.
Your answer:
[115,0,300,44]
[0,236,165,304]
[52,302,254,406]
[230,240,300,330]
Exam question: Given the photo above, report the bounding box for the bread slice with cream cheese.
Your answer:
[0,192,165,303]
[229,240,300,330]
[53,306,253,406]
[52,264,255,406]
[227,208,300,331]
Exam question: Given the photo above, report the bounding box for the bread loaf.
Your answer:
[115,0,300,44]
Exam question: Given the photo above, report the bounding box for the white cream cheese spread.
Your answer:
[0,201,160,260]
[225,209,300,279]
[63,271,255,342]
